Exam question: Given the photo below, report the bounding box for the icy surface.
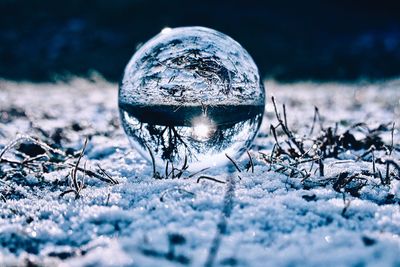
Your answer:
[0,78,399,267]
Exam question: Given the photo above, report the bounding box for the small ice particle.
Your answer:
[325,235,332,243]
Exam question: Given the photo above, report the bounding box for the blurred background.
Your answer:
[1,0,399,82]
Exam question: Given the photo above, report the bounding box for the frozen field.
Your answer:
[0,78,399,267]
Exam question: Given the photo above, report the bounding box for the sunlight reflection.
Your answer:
[191,116,215,141]
[161,27,172,34]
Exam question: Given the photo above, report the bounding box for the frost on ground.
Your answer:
[0,78,399,267]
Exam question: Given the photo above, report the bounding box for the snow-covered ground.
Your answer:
[0,78,399,267]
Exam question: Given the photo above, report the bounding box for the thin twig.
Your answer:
[225,154,242,173]
[271,97,305,155]
[188,167,210,178]
[96,164,119,184]
[389,122,395,156]
[197,176,225,184]
[246,150,254,173]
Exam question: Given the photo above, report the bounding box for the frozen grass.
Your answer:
[0,77,399,267]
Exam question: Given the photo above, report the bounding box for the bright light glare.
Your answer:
[191,116,215,141]
[193,123,210,140]
[161,27,172,34]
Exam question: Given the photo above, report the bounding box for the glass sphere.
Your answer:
[119,26,265,172]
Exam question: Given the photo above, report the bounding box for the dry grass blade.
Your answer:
[271,96,305,155]
[60,138,88,199]
[283,103,288,129]
[389,122,395,156]
[385,160,400,182]
[72,139,87,190]
[0,193,6,202]
[0,135,65,162]
[96,164,119,184]
[59,189,78,199]
[309,106,322,136]
[262,97,398,202]
[245,150,254,173]
[169,155,189,179]
[188,167,210,178]
[165,161,169,178]
[225,153,242,172]
[318,157,324,177]
[197,176,225,184]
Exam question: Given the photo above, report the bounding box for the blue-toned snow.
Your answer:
[0,78,399,267]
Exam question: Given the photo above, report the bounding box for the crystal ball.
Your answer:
[119,26,265,172]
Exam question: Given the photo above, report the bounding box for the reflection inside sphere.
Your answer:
[119,26,265,171]
[191,116,216,141]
